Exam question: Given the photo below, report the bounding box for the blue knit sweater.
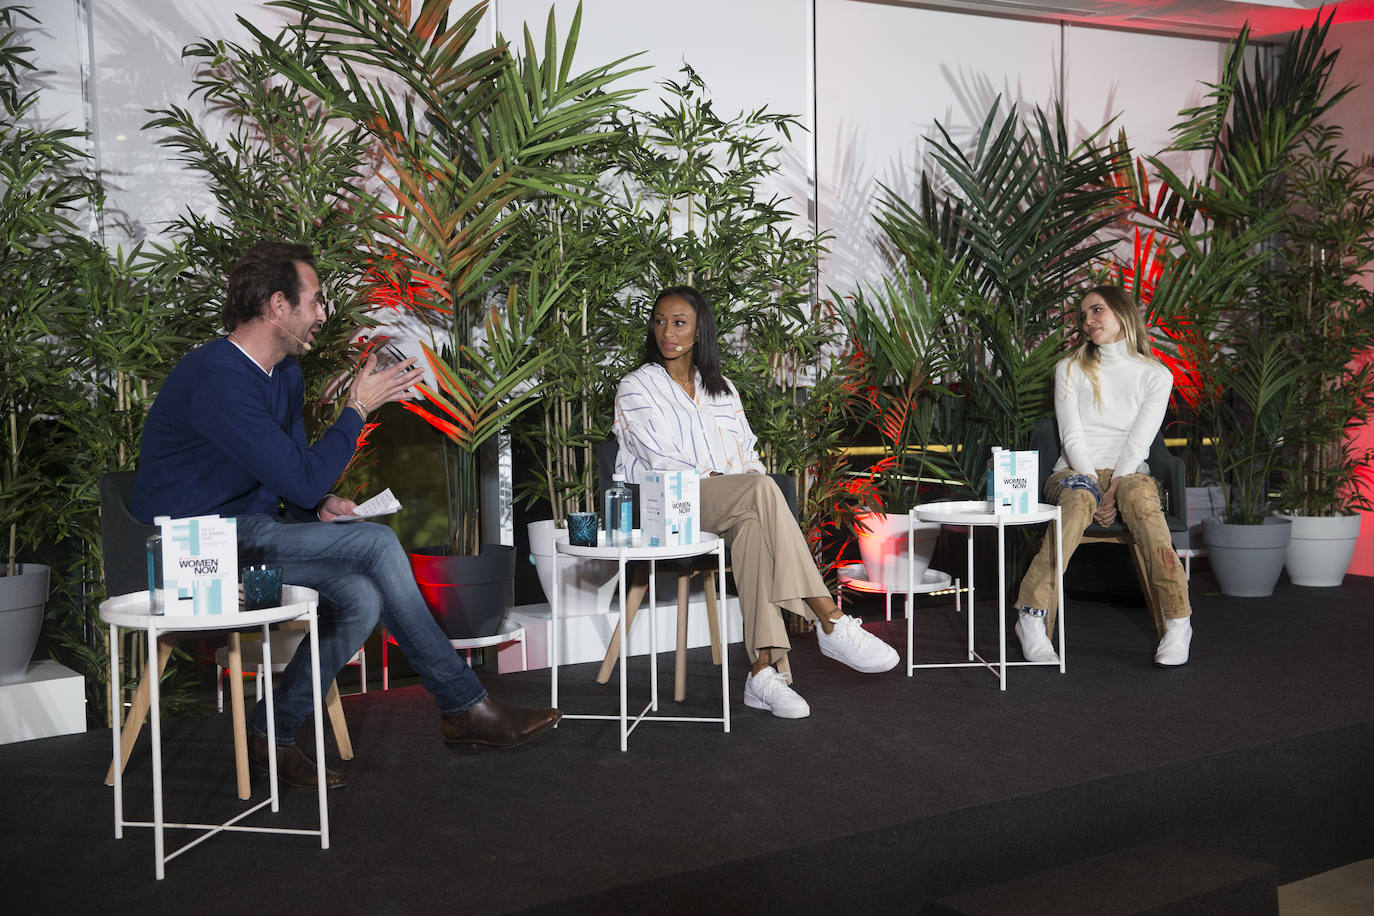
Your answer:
[132,338,363,524]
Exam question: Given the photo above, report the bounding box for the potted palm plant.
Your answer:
[1199,328,1303,597]
[836,101,1125,584]
[1268,126,1374,586]
[248,0,634,636]
[1143,12,1362,595]
[837,272,955,590]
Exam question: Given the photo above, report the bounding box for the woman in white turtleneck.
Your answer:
[1013,285,1194,667]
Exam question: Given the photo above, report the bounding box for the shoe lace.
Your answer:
[752,669,789,699]
[830,615,864,645]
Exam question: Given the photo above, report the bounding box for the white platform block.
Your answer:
[508,591,743,672]
[0,660,86,744]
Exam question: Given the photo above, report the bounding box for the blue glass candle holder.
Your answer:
[566,512,600,548]
[241,564,284,610]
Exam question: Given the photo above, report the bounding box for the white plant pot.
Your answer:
[1279,512,1361,588]
[0,563,49,682]
[527,520,620,615]
[854,511,942,591]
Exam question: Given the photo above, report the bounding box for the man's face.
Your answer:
[281,262,326,356]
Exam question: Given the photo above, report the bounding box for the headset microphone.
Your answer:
[268,318,313,352]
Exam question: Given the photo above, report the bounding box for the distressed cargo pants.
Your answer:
[1014,468,1191,635]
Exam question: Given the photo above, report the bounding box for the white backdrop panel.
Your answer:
[25,0,85,130]
[1064,24,1221,198]
[85,0,271,245]
[816,0,1062,299]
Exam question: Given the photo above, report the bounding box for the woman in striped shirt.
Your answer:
[613,286,900,719]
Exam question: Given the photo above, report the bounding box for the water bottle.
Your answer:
[604,473,634,547]
[146,534,164,615]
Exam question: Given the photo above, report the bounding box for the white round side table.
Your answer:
[100,585,328,879]
[552,529,729,751]
[909,500,1065,690]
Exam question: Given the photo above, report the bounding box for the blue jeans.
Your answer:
[237,515,487,744]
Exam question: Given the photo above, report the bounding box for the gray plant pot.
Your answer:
[1202,516,1292,598]
[409,544,515,638]
[0,563,49,682]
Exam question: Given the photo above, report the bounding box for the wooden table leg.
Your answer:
[228,632,250,800]
[105,637,175,786]
[326,681,353,759]
[674,573,691,702]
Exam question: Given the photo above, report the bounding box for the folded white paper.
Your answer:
[349,487,402,519]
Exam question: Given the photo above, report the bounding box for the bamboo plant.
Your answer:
[0,6,93,580]
[841,102,1126,518]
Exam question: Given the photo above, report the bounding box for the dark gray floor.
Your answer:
[4,571,1372,914]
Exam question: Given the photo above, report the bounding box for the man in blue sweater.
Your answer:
[133,241,560,789]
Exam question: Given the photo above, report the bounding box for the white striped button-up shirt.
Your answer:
[614,363,766,484]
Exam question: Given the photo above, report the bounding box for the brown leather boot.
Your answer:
[441,697,561,749]
[248,732,347,789]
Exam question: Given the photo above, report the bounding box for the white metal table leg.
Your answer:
[648,559,659,713]
[619,552,630,752]
[997,520,1007,692]
[1056,506,1066,673]
[906,521,915,677]
[262,622,278,814]
[967,526,976,661]
[110,622,123,840]
[304,606,329,848]
[551,547,561,709]
[718,541,730,734]
[147,623,164,879]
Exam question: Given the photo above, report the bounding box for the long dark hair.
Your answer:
[641,285,730,397]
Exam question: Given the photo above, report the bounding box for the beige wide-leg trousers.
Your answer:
[699,474,829,665]
[1015,468,1192,635]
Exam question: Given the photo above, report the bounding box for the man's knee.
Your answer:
[349,520,407,565]
[319,577,383,630]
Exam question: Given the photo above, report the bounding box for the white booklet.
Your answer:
[153,514,239,615]
[336,487,402,521]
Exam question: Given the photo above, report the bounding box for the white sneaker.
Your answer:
[816,614,900,673]
[1015,613,1059,663]
[743,667,810,719]
[1154,616,1192,666]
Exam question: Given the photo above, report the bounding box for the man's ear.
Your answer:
[267,290,290,318]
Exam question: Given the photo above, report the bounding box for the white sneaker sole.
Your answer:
[743,692,810,719]
[818,644,899,673]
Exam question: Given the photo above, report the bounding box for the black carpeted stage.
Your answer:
[5,572,1373,914]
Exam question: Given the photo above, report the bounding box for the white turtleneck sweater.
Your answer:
[1053,339,1173,476]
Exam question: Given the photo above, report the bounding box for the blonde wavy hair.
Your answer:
[1068,285,1162,405]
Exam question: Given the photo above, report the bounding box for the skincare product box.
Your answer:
[641,470,699,547]
[153,514,239,615]
[987,448,1038,515]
